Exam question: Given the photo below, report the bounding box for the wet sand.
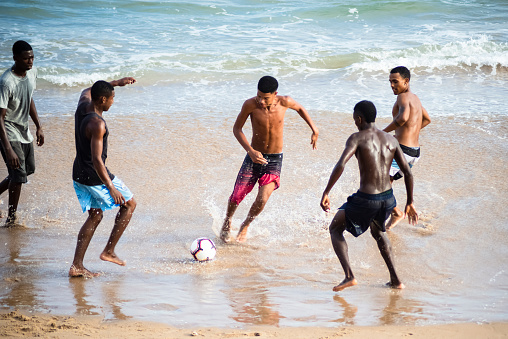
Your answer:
[1,112,507,334]
[2,310,508,338]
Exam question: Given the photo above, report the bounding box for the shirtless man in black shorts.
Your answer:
[321,100,418,292]
[220,76,319,243]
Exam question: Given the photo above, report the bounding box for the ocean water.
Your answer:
[1,0,507,121]
[0,0,507,329]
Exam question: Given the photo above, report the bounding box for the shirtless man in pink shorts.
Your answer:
[220,76,319,243]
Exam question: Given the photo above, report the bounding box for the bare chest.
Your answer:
[251,107,286,130]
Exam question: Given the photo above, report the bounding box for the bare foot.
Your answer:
[3,215,26,228]
[100,252,126,266]
[386,207,404,230]
[236,225,249,243]
[386,281,405,289]
[69,265,100,278]
[220,219,232,243]
[333,278,358,292]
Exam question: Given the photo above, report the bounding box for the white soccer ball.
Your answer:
[190,237,216,262]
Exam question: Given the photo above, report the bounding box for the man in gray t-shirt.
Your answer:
[0,40,44,226]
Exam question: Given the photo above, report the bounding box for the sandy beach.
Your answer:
[1,310,507,338]
[1,112,507,337]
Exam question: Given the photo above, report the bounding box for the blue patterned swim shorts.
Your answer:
[73,177,133,212]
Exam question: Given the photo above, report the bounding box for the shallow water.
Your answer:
[0,113,507,328]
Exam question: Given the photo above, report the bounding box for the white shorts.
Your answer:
[390,145,420,180]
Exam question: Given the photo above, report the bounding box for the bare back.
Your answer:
[353,128,399,194]
[392,92,424,147]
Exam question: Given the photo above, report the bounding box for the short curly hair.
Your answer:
[12,40,32,56]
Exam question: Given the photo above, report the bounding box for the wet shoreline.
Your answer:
[1,113,507,328]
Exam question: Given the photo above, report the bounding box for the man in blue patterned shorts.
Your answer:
[69,77,137,278]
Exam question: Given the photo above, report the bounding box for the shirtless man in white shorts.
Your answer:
[383,66,431,229]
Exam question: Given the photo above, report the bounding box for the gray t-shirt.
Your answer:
[0,65,37,143]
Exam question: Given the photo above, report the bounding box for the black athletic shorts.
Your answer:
[0,141,35,183]
[339,189,396,237]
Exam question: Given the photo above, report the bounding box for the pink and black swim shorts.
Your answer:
[229,153,283,205]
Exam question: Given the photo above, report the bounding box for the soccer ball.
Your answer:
[190,237,216,262]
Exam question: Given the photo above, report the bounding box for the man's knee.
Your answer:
[255,192,271,206]
[329,209,346,234]
[329,222,345,236]
[8,181,23,190]
[88,208,104,222]
[329,223,335,234]
[253,192,272,212]
[124,197,136,212]
[229,194,245,206]
[329,221,346,237]
[370,228,379,240]
[257,182,276,201]
[230,184,255,205]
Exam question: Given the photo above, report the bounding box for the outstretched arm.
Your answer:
[320,135,357,212]
[393,144,418,225]
[78,77,137,105]
[233,100,267,164]
[285,96,319,149]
